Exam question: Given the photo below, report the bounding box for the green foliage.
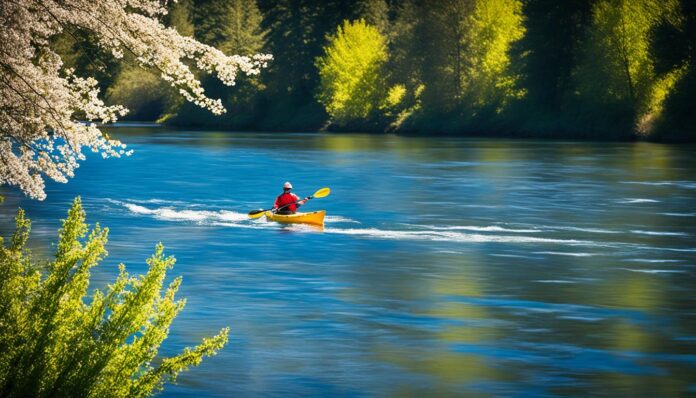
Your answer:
[0,198,228,398]
[393,0,524,129]
[222,0,267,55]
[513,0,591,109]
[107,64,177,121]
[466,0,526,108]
[317,19,389,127]
[166,0,268,127]
[106,0,196,121]
[54,0,696,140]
[111,0,269,124]
[574,0,682,134]
[653,0,696,141]
[389,0,419,84]
[257,0,353,129]
[384,84,406,109]
[654,61,696,141]
[386,0,423,123]
[636,61,688,134]
[402,0,525,118]
[355,0,390,34]
[194,0,236,47]
[194,0,266,55]
[51,30,121,93]
[506,0,592,136]
[167,0,196,37]
[414,0,471,112]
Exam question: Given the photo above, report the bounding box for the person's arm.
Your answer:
[297,194,309,206]
[291,193,307,207]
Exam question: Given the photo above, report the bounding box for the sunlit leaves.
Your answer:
[317,19,389,126]
[0,198,228,398]
[467,0,526,107]
[384,84,407,109]
[575,0,684,134]
[405,0,525,115]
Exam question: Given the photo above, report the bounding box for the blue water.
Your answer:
[1,127,696,396]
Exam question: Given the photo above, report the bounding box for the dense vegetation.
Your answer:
[61,0,696,141]
[0,198,228,397]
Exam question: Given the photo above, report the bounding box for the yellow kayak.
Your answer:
[265,210,326,226]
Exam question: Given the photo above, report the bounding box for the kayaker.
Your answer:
[273,182,308,215]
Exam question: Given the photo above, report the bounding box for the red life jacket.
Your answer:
[275,192,300,213]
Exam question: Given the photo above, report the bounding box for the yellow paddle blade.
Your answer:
[312,187,330,198]
[248,209,267,219]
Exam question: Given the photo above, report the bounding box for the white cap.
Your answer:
[283,182,293,189]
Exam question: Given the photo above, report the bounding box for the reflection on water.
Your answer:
[1,128,695,396]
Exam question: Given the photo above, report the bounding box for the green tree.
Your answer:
[389,0,421,87]
[258,0,352,129]
[43,0,696,139]
[575,0,682,135]
[317,19,389,127]
[386,0,426,127]
[513,0,591,110]
[507,0,592,135]
[106,64,179,122]
[194,0,234,47]
[355,0,390,34]
[169,0,268,127]
[106,0,196,121]
[194,0,266,55]
[654,0,696,141]
[417,0,472,112]
[51,30,121,93]
[0,198,228,398]
[167,0,195,37]
[222,0,267,55]
[466,0,526,108]
[399,0,524,126]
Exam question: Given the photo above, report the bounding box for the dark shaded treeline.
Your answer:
[58,0,696,141]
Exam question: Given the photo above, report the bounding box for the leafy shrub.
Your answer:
[316,19,389,127]
[0,198,228,398]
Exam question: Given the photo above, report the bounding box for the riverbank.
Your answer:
[118,117,693,143]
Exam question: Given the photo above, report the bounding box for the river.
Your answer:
[1,126,695,396]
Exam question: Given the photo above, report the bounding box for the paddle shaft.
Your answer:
[273,196,311,213]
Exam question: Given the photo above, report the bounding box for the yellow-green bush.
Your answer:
[316,19,389,126]
[0,198,228,398]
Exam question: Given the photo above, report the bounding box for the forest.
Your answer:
[57,0,696,142]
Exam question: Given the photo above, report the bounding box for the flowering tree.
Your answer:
[0,0,271,200]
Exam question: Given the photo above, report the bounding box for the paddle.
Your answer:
[248,187,330,219]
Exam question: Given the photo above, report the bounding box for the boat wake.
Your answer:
[117,200,603,246]
[123,203,248,223]
[617,198,660,204]
[402,224,542,233]
[631,230,689,237]
[323,227,592,245]
[621,181,696,189]
[117,200,359,227]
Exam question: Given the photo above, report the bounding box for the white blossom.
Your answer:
[0,0,272,200]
